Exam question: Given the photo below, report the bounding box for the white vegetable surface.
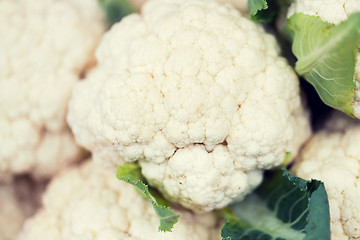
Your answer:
[217,0,248,13]
[18,160,221,240]
[68,0,311,212]
[0,177,44,240]
[292,112,360,240]
[287,0,360,118]
[0,0,105,179]
[287,0,360,25]
[130,0,248,13]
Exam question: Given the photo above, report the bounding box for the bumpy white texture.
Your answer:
[18,160,220,240]
[288,0,360,24]
[131,0,248,13]
[217,0,248,13]
[0,177,44,240]
[293,113,360,240]
[68,0,311,212]
[0,0,105,179]
[287,0,360,118]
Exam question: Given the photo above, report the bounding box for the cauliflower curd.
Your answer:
[293,113,360,240]
[68,0,311,212]
[0,0,105,180]
[18,160,220,240]
[217,0,248,13]
[128,0,248,14]
[287,0,360,119]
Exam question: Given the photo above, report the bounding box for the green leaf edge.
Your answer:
[248,0,279,23]
[303,183,330,240]
[116,163,180,232]
[220,169,330,240]
[287,12,360,117]
[279,170,330,240]
[249,0,269,18]
[97,0,135,27]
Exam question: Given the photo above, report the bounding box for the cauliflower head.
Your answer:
[287,0,360,119]
[0,0,105,179]
[18,160,220,240]
[0,177,44,240]
[292,113,360,240]
[129,0,248,13]
[67,0,311,212]
[217,0,248,13]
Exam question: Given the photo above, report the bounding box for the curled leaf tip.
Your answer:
[117,163,179,232]
[287,12,360,116]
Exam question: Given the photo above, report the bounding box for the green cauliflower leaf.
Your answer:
[221,169,330,240]
[248,0,279,23]
[98,0,134,27]
[287,12,360,116]
[117,163,180,232]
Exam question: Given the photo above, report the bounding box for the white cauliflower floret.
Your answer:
[287,0,360,25]
[292,112,360,240]
[18,160,221,240]
[130,0,248,13]
[0,0,105,179]
[0,177,45,240]
[287,0,360,118]
[217,0,248,13]
[68,0,311,212]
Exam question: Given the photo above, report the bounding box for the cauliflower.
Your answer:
[287,0,360,25]
[18,160,221,240]
[67,0,311,212]
[0,0,105,179]
[287,0,360,118]
[217,0,248,13]
[292,112,360,240]
[128,0,248,13]
[0,177,45,240]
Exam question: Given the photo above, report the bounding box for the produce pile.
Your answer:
[0,0,359,239]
